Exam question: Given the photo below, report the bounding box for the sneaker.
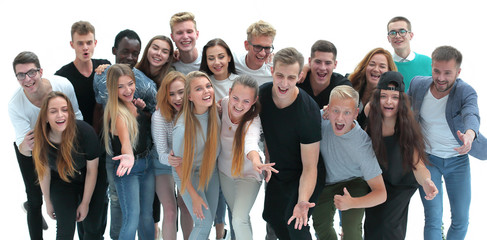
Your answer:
[22,201,49,230]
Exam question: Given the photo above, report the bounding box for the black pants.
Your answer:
[77,154,109,240]
[14,142,43,240]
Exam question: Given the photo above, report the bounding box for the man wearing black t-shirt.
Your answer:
[259,47,324,240]
[297,40,351,109]
[55,20,109,240]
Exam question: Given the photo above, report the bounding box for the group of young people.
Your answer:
[9,11,486,240]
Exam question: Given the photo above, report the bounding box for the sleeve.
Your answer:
[152,111,171,165]
[134,69,157,113]
[459,84,480,136]
[172,119,185,158]
[359,135,382,181]
[299,97,322,144]
[8,98,32,146]
[244,115,264,160]
[78,121,100,160]
[93,68,109,106]
[60,78,84,121]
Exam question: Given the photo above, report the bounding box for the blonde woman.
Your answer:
[32,91,99,239]
[103,64,154,240]
[170,71,220,239]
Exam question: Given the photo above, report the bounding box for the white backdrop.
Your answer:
[1,0,486,239]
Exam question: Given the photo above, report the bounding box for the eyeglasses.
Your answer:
[388,29,410,37]
[248,41,274,54]
[16,68,40,81]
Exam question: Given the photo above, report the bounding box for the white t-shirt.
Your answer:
[172,51,202,75]
[420,89,460,158]
[218,96,264,180]
[210,73,238,102]
[233,52,272,86]
[8,75,83,146]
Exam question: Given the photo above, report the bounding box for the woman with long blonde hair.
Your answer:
[32,91,99,239]
[170,71,220,239]
[218,75,278,239]
[102,64,155,240]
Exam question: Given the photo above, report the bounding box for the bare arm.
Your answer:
[112,115,135,177]
[39,168,55,219]
[412,150,438,200]
[77,157,99,222]
[287,141,319,229]
[334,174,387,211]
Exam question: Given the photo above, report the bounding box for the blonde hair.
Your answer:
[32,92,77,182]
[156,71,186,121]
[103,64,139,155]
[246,20,276,41]
[329,85,360,107]
[176,71,219,193]
[170,12,197,33]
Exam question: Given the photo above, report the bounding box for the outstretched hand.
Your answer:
[454,130,475,155]
[113,154,134,177]
[287,201,315,230]
[252,161,279,182]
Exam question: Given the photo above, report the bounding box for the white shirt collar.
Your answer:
[393,51,416,62]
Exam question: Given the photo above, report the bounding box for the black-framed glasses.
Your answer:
[249,41,274,54]
[16,68,40,81]
[388,29,410,37]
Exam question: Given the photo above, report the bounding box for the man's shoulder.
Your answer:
[409,76,432,91]
[330,72,352,86]
[413,52,432,60]
[93,59,111,66]
[55,61,75,76]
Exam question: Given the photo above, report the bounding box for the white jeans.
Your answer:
[219,171,261,240]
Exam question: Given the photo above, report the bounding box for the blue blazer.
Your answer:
[408,76,486,160]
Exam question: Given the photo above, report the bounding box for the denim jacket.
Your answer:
[408,76,486,160]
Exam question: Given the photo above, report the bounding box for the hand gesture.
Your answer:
[334,187,354,211]
[252,161,279,182]
[422,178,438,200]
[454,130,474,155]
[95,64,110,75]
[76,202,89,222]
[113,154,134,177]
[133,98,146,110]
[216,99,223,117]
[287,201,315,230]
[191,194,208,220]
[168,150,183,167]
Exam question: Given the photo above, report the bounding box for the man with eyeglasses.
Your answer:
[387,16,431,91]
[8,51,83,240]
[234,20,276,86]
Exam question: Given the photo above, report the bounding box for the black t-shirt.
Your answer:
[55,59,111,125]
[259,82,322,182]
[381,134,419,188]
[111,109,152,157]
[48,120,100,183]
[297,72,351,109]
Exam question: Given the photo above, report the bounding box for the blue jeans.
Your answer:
[106,154,122,240]
[174,169,220,240]
[114,154,155,240]
[420,154,471,240]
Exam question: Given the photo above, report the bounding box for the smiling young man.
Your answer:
[296,40,351,108]
[259,47,325,240]
[408,46,486,240]
[312,85,386,240]
[170,12,202,74]
[9,51,83,240]
[387,16,431,91]
[233,20,276,86]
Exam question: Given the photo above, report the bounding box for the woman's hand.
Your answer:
[133,98,146,110]
[168,150,183,167]
[422,178,439,200]
[113,154,135,177]
[76,202,89,222]
[46,200,56,220]
[252,160,279,182]
[190,194,208,220]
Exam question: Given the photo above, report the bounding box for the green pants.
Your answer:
[312,178,370,240]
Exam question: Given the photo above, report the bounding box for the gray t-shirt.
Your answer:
[320,118,382,185]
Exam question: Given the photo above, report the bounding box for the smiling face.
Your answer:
[114,37,141,68]
[188,76,214,114]
[148,39,171,69]
[244,35,273,69]
[117,75,135,104]
[70,32,97,63]
[387,21,413,53]
[366,54,389,88]
[47,97,69,135]
[431,59,461,97]
[328,97,358,136]
[380,87,400,119]
[168,79,185,112]
[15,63,43,95]
[171,20,199,53]
[206,45,231,80]
[309,51,337,87]
[228,83,257,122]
[272,61,300,102]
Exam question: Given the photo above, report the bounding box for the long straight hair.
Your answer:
[366,88,428,171]
[103,64,139,155]
[156,71,186,122]
[32,91,77,182]
[135,35,174,88]
[176,71,219,193]
[230,75,260,176]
